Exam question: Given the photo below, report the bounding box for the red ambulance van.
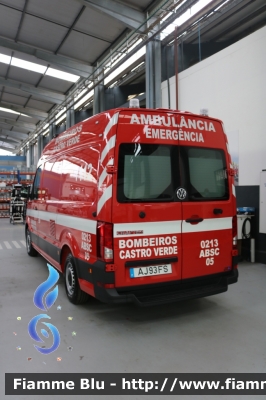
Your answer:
[25,106,238,306]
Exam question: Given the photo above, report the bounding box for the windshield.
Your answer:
[117,143,229,203]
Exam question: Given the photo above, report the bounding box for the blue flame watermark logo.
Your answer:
[28,264,60,354]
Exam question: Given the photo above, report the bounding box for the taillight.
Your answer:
[97,222,114,263]
[232,215,237,248]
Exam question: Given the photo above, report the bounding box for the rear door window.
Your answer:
[117,144,179,202]
[117,144,229,203]
[180,147,229,201]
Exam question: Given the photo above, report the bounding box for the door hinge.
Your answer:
[232,249,238,256]
[228,168,235,176]
[106,165,117,174]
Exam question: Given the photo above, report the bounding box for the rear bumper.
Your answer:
[101,270,238,306]
[75,257,238,306]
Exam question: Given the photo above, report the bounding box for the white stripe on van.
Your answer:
[182,217,232,233]
[97,184,113,215]
[232,184,236,197]
[27,209,37,218]
[98,159,113,189]
[114,217,232,237]
[100,135,116,163]
[98,168,108,190]
[103,112,119,139]
[56,214,97,234]
[27,209,97,234]
[114,221,182,237]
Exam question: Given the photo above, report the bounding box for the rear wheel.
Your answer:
[26,228,38,257]
[64,254,89,304]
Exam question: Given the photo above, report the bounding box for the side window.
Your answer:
[42,160,53,200]
[42,160,62,200]
[36,148,100,203]
[31,166,42,200]
[50,161,62,200]
[61,148,99,203]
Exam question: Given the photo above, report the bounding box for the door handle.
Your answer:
[213,208,223,215]
[185,217,203,224]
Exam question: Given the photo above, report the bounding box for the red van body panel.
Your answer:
[26,108,238,306]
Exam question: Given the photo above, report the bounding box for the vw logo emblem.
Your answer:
[176,187,187,200]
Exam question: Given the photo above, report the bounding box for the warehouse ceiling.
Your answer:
[0,0,265,154]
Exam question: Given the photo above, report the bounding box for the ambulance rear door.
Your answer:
[112,110,183,289]
[178,116,234,279]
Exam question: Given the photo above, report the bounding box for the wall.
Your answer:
[161,26,266,263]
[162,26,266,186]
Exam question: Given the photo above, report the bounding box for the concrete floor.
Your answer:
[0,218,265,400]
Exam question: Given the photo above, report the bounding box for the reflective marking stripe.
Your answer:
[103,112,119,139]
[232,184,236,197]
[100,135,116,163]
[97,185,112,215]
[98,168,108,190]
[56,214,97,234]
[27,209,37,217]
[12,241,21,248]
[35,210,55,221]
[98,158,114,189]
[114,218,232,237]
[20,240,26,247]
[4,241,11,249]
[27,210,97,234]
[182,217,232,233]
[114,221,182,238]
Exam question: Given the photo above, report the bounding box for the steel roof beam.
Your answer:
[0,117,36,131]
[55,6,86,54]
[77,0,146,32]
[206,2,266,42]
[35,51,92,78]
[0,38,93,78]
[0,102,48,120]
[161,0,246,46]
[0,143,16,149]
[0,136,21,144]
[15,0,29,43]
[0,77,65,104]
[0,129,28,140]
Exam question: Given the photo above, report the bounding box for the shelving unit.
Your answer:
[0,171,35,218]
[0,187,12,218]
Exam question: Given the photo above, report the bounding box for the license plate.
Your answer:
[130,264,172,278]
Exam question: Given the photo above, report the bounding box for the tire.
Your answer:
[64,253,89,304]
[26,228,38,257]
